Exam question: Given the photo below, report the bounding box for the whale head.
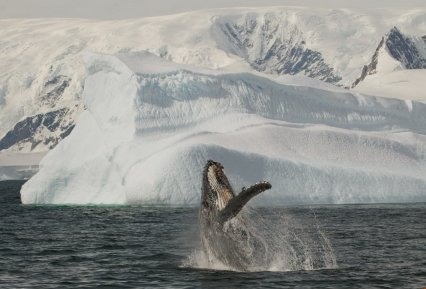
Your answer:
[201,160,235,211]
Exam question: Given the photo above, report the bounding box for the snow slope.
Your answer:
[354,69,426,101]
[21,52,426,205]
[1,7,425,154]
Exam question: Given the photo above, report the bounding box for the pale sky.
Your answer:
[0,0,425,19]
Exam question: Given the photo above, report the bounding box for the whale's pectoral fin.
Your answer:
[218,181,271,224]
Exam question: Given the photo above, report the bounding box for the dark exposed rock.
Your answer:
[40,75,71,107]
[0,108,75,151]
[352,37,385,88]
[386,27,426,69]
[0,72,82,152]
[60,124,75,139]
[214,17,341,83]
[352,27,426,88]
[0,115,43,150]
[251,38,342,83]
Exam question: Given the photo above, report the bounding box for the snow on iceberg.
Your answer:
[21,52,426,205]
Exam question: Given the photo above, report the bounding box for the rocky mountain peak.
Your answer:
[352,27,426,88]
[213,13,342,83]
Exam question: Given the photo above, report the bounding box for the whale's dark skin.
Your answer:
[199,160,272,271]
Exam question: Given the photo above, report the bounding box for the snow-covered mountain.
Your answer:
[352,26,426,87]
[0,107,79,152]
[20,52,426,205]
[212,13,341,83]
[0,7,425,155]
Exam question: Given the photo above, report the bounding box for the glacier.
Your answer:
[20,52,426,205]
[1,8,425,153]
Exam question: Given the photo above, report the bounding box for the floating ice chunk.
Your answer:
[21,52,426,205]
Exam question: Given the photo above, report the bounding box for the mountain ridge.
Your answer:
[0,7,425,156]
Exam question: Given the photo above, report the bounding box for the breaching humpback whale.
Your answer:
[199,160,272,271]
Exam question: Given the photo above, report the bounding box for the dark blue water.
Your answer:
[0,181,425,288]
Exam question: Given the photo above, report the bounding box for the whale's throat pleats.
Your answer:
[207,166,233,210]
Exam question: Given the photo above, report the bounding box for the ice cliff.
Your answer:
[20,52,426,205]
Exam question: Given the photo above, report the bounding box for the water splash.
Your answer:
[183,207,337,272]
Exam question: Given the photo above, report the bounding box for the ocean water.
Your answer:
[0,181,425,289]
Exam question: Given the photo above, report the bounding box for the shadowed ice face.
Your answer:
[203,160,234,210]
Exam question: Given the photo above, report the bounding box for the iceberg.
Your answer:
[21,52,426,205]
